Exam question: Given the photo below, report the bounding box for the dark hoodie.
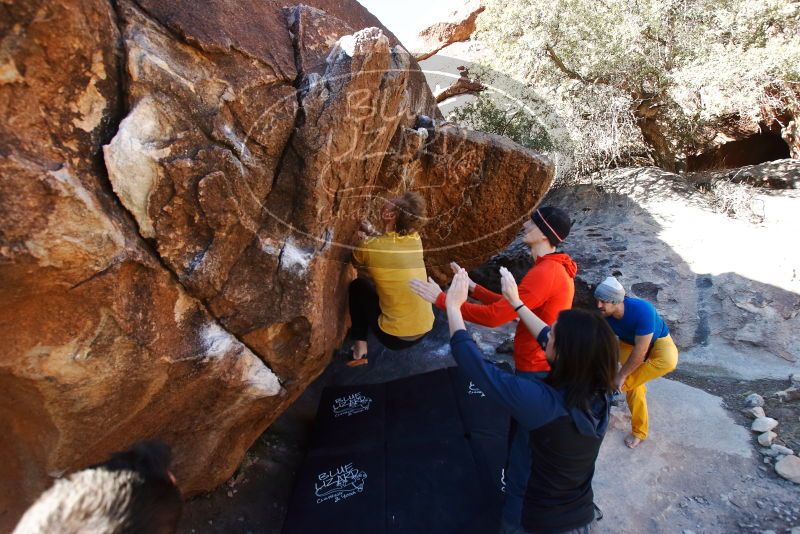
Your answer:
[450,330,610,533]
[436,253,578,372]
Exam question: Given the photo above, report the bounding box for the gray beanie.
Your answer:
[594,276,625,303]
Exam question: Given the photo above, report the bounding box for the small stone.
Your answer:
[745,393,765,407]
[758,431,777,446]
[764,456,772,463]
[790,373,800,386]
[775,387,800,402]
[227,490,233,498]
[751,417,778,433]
[683,530,696,534]
[775,455,800,484]
[743,406,766,419]
[771,444,794,456]
[760,530,776,534]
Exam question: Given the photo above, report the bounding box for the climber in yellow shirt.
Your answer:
[346,192,435,367]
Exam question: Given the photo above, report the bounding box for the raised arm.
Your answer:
[446,269,563,428]
[499,267,547,337]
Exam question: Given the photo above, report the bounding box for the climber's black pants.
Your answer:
[348,278,425,351]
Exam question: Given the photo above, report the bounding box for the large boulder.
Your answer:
[0,0,552,528]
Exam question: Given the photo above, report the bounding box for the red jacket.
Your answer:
[435,253,577,372]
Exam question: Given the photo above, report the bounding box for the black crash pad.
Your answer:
[310,382,386,453]
[282,448,386,534]
[447,364,511,439]
[283,367,511,534]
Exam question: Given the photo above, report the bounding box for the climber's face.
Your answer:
[521,219,547,248]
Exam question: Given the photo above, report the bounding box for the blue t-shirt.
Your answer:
[606,296,669,345]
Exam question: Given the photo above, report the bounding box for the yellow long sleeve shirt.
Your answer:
[352,232,434,337]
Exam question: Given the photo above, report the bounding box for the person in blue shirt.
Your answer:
[446,267,618,534]
[594,276,679,449]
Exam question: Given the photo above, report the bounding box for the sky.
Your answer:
[356,0,464,46]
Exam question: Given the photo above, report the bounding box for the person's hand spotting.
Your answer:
[450,262,476,291]
[446,268,470,309]
[409,277,443,303]
[499,267,523,309]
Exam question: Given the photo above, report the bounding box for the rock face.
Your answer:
[0,0,552,527]
[473,166,800,379]
[409,0,485,61]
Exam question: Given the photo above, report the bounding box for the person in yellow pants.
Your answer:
[595,276,679,449]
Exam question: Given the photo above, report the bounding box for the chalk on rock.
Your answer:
[771,444,794,456]
[758,431,777,447]
[775,455,800,484]
[745,393,765,407]
[743,406,766,419]
[751,417,778,433]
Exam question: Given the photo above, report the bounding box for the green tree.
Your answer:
[474,0,800,173]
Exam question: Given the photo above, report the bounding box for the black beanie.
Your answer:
[531,206,571,246]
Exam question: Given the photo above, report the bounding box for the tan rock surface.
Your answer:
[0,0,553,529]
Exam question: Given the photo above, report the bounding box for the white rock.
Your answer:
[790,373,800,386]
[771,444,794,456]
[751,417,778,433]
[775,455,800,484]
[745,393,765,407]
[758,431,777,446]
[743,406,766,419]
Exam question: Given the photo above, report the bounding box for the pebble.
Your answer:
[751,417,778,433]
[758,431,777,446]
[760,530,776,534]
[764,456,772,464]
[790,373,800,386]
[775,455,800,484]
[743,406,766,418]
[771,444,794,456]
[760,447,779,457]
[683,530,696,534]
[745,393,765,407]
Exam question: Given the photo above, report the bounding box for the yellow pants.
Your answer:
[619,335,679,440]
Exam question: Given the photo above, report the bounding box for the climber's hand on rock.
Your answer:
[450,262,476,291]
[446,269,470,308]
[360,219,377,236]
[409,277,443,304]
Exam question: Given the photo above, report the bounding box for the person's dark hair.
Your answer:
[13,441,182,534]
[546,309,618,409]
[393,192,427,235]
